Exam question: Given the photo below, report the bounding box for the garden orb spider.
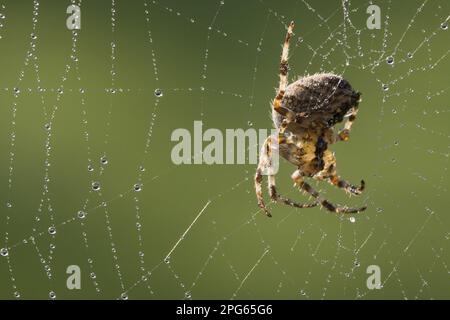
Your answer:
[255,21,367,217]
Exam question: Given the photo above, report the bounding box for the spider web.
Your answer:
[0,0,449,300]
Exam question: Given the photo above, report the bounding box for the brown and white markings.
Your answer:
[255,21,367,217]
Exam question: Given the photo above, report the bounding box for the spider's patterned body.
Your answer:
[255,22,367,217]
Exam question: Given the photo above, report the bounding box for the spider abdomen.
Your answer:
[273,73,361,129]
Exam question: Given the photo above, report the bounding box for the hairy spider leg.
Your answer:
[337,106,359,142]
[255,136,318,217]
[317,156,365,196]
[292,170,367,214]
[327,175,365,196]
[273,21,297,125]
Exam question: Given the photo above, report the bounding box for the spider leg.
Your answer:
[255,167,271,217]
[328,175,365,196]
[255,136,317,217]
[292,170,367,214]
[268,174,318,210]
[273,21,296,122]
[317,147,365,196]
[255,137,274,217]
[336,106,359,142]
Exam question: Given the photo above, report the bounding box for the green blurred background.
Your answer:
[0,0,449,299]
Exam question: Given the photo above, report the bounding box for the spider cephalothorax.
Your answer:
[255,21,367,217]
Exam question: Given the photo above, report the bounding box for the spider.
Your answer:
[255,21,367,217]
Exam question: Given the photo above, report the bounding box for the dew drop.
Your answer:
[349,217,356,223]
[120,293,128,300]
[382,84,389,91]
[154,88,163,97]
[92,181,101,191]
[185,291,192,299]
[133,183,142,192]
[77,211,86,219]
[13,291,20,298]
[441,22,448,30]
[90,272,96,279]
[48,226,56,235]
[0,248,8,257]
[407,52,413,59]
[100,156,108,165]
[386,56,394,65]
[49,291,56,300]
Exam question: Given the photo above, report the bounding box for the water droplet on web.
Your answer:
[92,181,101,191]
[407,52,413,59]
[349,217,356,223]
[44,123,51,130]
[386,56,394,65]
[394,141,399,146]
[164,257,170,264]
[77,211,86,219]
[49,291,56,300]
[376,207,383,213]
[48,226,56,235]
[392,108,397,114]
[382,84,389,91]
[134,183,142,192]
[441,22,448,30]
[299,289,306,296]
[0,248,8,257]
[6,202,12,208]
[100,156,108,165]
[90,272,96,279]
[154,88,163,97]
[120,293,128,300]
[247,121,253,127]
[185,291,191,299]
[88,165,94,172]
[13,291,20,298]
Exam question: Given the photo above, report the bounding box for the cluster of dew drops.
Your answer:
[380,20,448,93]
